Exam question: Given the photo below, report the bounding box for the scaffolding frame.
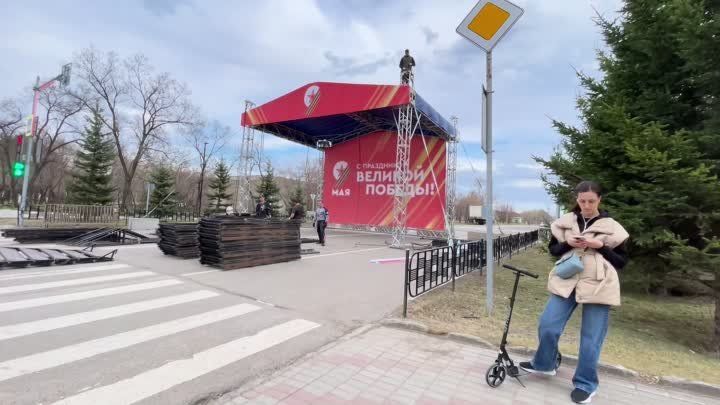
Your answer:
[446,116,459,241]
[236,100,256,213]
[390,71,419,248]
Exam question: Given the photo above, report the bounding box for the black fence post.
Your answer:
[451,244,457,292]
[403,249,410,318]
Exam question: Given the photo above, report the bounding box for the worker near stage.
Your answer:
[288,202,304,221]
[255,196,271,219]
[312,202,329,246]
[399,49,415,85]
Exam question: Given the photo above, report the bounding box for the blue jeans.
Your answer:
[531,292,610,393]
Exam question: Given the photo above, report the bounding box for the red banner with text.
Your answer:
[323,131,446,230]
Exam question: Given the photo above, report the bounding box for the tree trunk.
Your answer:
[121,178,134,211]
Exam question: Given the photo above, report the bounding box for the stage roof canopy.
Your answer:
[241,82,455,148]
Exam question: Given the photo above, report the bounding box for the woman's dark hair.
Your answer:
[571,181,602,212]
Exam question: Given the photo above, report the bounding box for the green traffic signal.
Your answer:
[12,161,25,177]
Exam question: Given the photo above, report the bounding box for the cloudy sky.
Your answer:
[1,0,622,213]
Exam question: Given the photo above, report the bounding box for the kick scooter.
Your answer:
[485,264,562,388]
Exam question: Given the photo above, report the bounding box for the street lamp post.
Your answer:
[197,141,208,216]
[19,64,71,227]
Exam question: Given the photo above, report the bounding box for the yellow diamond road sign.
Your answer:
[456,0,523,52]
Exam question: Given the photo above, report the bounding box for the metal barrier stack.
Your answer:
[403,230,539,317]
[158,223,200,259]
[198,217,301,270]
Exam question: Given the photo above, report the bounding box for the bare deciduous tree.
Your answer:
[495,202,517,224]
[519,209,554,225]
[455,191,484,223]
[74,48,200,208]
[182,120,229,214]
[0,88,83,207]
[30,87,85,202]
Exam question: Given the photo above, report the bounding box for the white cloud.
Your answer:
[456,157,485,173]
[510,179,544,189]
[510,201,554,213]
[515,163,544,171]
[455,156,503,174]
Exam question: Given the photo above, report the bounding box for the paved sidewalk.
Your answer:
[214,326,720,405]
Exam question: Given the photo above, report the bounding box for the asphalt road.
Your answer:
[0,228,413,405]
[0,209,17,219]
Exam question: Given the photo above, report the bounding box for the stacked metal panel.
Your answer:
[157,223,200,259]
[198,217,301,270]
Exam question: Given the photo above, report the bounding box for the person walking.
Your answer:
[255,196,271,219]
[520,180,629,404]
[313,202,329,246]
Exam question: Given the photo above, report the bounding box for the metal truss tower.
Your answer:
[237,100,256,213]
[390,71,417,248]
[446,116,459,241]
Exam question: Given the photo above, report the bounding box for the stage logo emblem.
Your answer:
[304,85,321,116]
[332,160,351,197]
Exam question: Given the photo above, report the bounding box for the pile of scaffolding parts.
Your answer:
[0,246,115,268]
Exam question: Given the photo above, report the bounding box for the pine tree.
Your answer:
[149,166,176,218]
[535,0,720,351]
[207,160,233,212]
[256,161,281,217]
[66,109,116,205]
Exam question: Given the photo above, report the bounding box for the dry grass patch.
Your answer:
[405,248,720,385]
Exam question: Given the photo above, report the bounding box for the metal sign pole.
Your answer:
[455,0,523,316]
[485,51,494,315]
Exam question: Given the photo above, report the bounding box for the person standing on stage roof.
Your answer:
[399,49,415,85]
[312,201,329,246]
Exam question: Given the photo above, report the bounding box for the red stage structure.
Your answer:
[241,81,456,246]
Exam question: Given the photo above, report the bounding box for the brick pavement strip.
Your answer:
[215,326,720,405]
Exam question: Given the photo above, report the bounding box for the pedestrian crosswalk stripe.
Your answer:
[50,319,321,405]
[0,303,261,382]
[0,280,183,313]
[0,290,219,341]
[0,271,155,296]
[181,270,219,277]
[0,264,130,282]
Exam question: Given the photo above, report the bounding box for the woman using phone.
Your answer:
[520,180,629,403]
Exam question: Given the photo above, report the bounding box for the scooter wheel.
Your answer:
[485,363,506,388]
[555,352,562,370]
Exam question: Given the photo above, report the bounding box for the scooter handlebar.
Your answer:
[502,264,539,279]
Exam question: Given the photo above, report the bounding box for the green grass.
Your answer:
[406,248,720,385]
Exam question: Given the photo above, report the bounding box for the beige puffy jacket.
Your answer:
[548,213,630,306]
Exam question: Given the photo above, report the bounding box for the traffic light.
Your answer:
[12,161,25,177]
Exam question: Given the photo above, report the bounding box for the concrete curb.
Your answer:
[380,318,429,333]
[446,332,495,349]
[659,375,720,398]
[381,318,720,397]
